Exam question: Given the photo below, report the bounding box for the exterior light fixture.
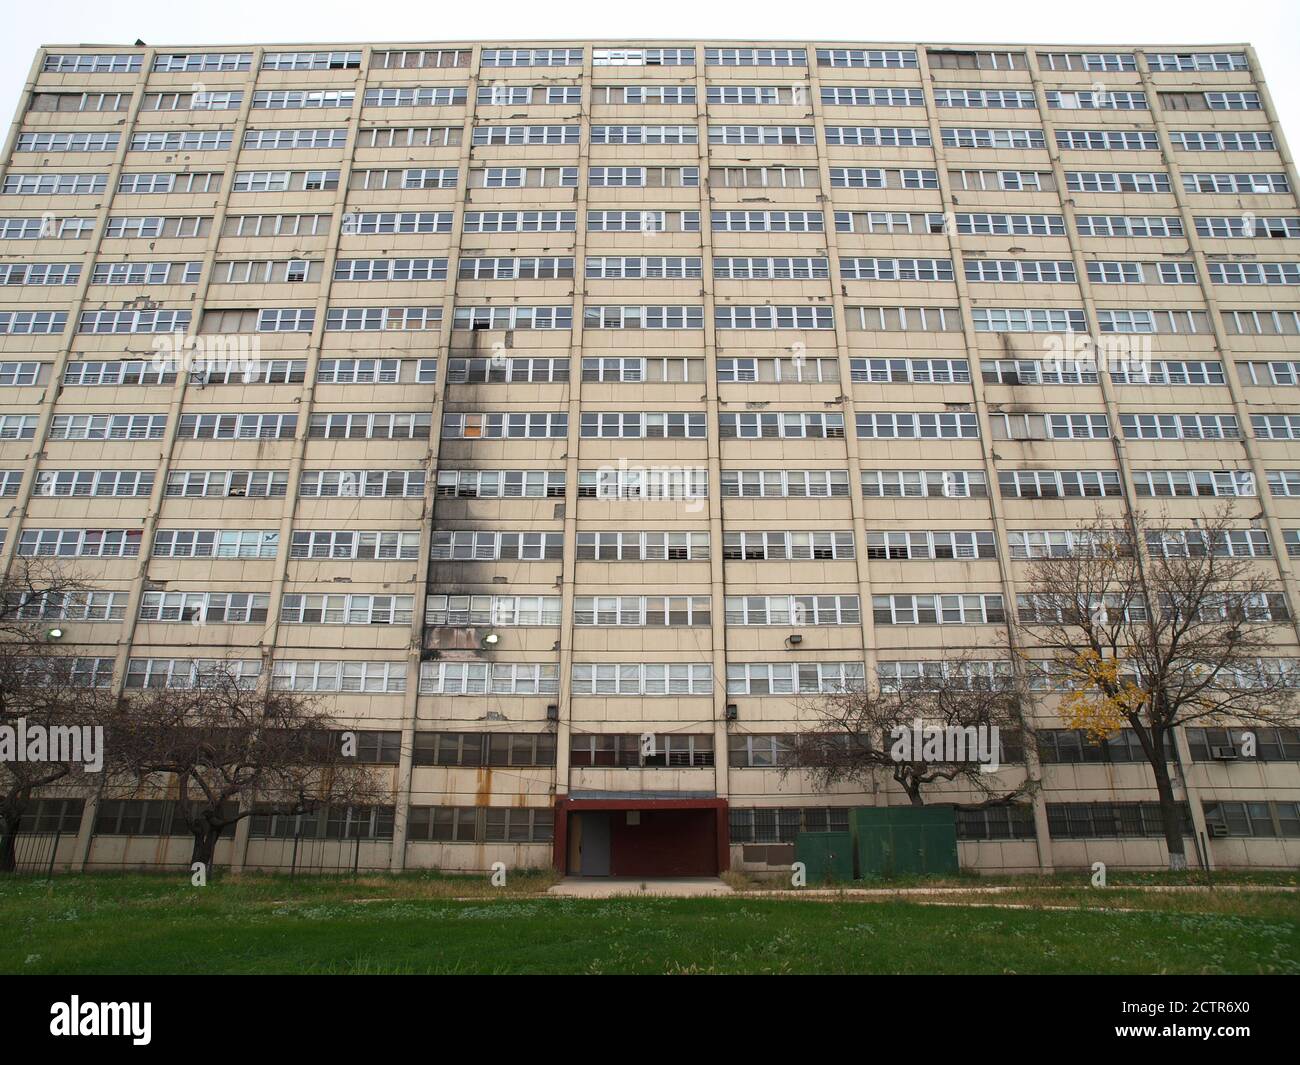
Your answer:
[45,627,64,641]
[481,632,500,647]
[785,634,803,647]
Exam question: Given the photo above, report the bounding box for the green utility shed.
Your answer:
[849,806,960,878]
[793,831,854,883]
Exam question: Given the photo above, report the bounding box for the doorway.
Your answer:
[576,812,611,876]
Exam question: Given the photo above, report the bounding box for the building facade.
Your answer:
[2,40,1299,876]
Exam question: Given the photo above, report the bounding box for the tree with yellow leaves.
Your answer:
[1017,506,1299,870]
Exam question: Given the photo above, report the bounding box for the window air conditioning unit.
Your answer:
[1207,822,1231,838]
[1210,745,1239,760]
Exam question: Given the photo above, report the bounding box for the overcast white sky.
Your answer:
[5,0,1300,143]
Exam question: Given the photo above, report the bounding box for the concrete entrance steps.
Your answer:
[547,877,734,898]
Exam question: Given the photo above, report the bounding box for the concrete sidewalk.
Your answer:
[547,877,734,898]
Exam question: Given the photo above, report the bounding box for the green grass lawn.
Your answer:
[2,873,1298,974]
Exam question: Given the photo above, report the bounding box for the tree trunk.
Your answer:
[898,771,926,806]
[1150,732,1188,871]
[190,825,220,875]
[0,816,17,874]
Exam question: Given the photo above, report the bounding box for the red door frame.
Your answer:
[553,797,730,874]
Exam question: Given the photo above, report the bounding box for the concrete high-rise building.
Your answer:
[2,40,1298,877]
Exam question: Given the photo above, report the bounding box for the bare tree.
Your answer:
[794,663,1036,809]
[1017,507,1299,870]
[111,668,387,874]
[0,560,115,872]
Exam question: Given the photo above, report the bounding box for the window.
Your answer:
[437,470,564,499]
[572,664,713,696]
[472,125,581,145]
[44,53,141,73]
[721,356,839,382]
[729,807,850,843]
[262,52,361,70]
[942,128,1044,150]
[708,125,814,145]
[716,307,833,330]
[125,659,261,689]
[990,413,1109,440]
[38,470,154,497]
[584,306,703,329]
[16,799,86,835]
[1134,470,1255,498]
[152,530,279,559]
[580,412,705,439]
[872,595,1005,625]
[576,531,709,560]
[0,416,38,440]
[593,48,694,66]
[481,48,583,66]
[1055,130,1158,151]
[0,263,81,286]
[279,594,414,626]
[999,470,1123,499]
[721,413,844,439]
[300,470,424,498]
[451,306,570,330]
[1120,414,1240,440]
[865,531,995,560]
[49,414,166,440]
[291,531,421,560]
[365,87,465,107]
[463,211,573,235]
[138,592,268,624]
[307,413,431,439]
[412,732,556,768]
[164,470,286,498]
[372,50,470,69]
[429,532,562,561]
[1076,215,1183,238]
[17,132,121,153]
[1189,727,1300,762]
[928,50,1026,70]
[17,590,125,622]
[425,596,561,627]
[460,257,573,281]
[577,468,707,500]
[817,49,917,68]
[954,805,1038,841]
[1048,803,1191,839]
[849,305,962,330]
[178,414,296,440]
[76,303,186,332]
[828,126,931,147]
[406,806,552,844]
[441,413,567,439]
[727,663,865,696]
[418,663,556,696]
[706,48,807,66]
[860,470,986,498]
[1183,172,1287,194]
[574,596,712,627]
[154,52,251,71]
[1038,52,1135,72]
[325,307,442,331]
[724,596,860,626]
[716,258,827,281]
[856,413,978,439]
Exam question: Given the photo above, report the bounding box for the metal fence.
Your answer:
[0,830,392,876]
[0,831,65,875]
[245,834,389,876]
